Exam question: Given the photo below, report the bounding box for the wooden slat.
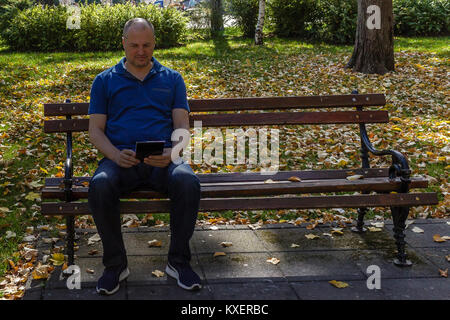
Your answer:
[43,94,386,116]
[44,111,388,133]
[41,192,438,215]
[188,94,387,112]
[44,168,393,187]
[42,177,430,200]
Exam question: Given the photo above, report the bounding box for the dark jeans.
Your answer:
[88,157,201,269]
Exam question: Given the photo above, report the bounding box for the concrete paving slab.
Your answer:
[414,247,450,270]
[198,252,284,283]
[348,249,441,279]
[127,284,213,300]
[384,222,450,248]
[208,280,299,300]
[380,278,450,300]
[42,286,127,300]
[273,251,365,281]
[290,280,386,300]
[191,229,266,254]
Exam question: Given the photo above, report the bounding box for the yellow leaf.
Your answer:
[39,167,48,174]
[213,252,226,257]
[49,253,65,266]
[329,280,349,288]
[433,234,446,243]
[305,233,320,240]
[288,176,301,182]
[25,192,40,201]
[368,227,382,232]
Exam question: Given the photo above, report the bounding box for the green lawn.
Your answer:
[0,31,448,286]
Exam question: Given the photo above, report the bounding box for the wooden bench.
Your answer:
[41,91,438,268]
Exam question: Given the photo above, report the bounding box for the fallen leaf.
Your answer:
[49,253,65,266]
[148,239,162,247]
[368,227,382,232]
[329,280,349,288]
[305,233,320,240]
[266,257,280,265]
[264,179,276,183]
[219,241,233,247]
[87,233,101,245]
[370,222,384,228]
[346,175,363,181]
[331,228,344,235]
[5,230,16,239]
[412,227,424,233]
[86,268,95,274]
[288,176,301,182]
[433,234,446,243]
[32,263,51,280]
[209,226,219,230]
[438,269,448,278]
[445,255,450,262]
[213,251,226,257]
[88,249,99,255]
[290,243,300,248]
[152,270,165,277]
[25,192,40,201]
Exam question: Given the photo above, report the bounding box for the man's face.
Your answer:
[122,26,155,69]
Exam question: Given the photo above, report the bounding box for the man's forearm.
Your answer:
[89,128,120,162]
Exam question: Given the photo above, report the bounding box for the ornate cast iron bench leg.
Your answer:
[391,206,412,267]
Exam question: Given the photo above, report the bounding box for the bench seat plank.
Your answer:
[41,192,438,215]
[42,177,429,200]
[44,168,394,188]
[43,111,388,133]
[43,94,386,116]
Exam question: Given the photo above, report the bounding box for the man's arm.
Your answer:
[89,114,140,168]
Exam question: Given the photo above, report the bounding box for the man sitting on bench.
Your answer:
[88,17,202,295]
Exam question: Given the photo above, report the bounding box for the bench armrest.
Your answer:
[359,123,411,192]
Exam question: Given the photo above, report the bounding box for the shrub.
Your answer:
[393,0,449,36]
[2,2,188,51]
[0,0,34,40]
[267,0,317,38]
[309,0,357,44]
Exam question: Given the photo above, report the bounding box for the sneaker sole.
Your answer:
[165,263,202,291]
[96,267,130,295]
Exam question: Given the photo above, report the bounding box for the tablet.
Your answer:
[135,140,165,161]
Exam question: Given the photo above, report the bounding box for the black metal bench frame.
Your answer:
[41,91,438,268]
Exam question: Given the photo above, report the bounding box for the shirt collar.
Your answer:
[113,56,166,79]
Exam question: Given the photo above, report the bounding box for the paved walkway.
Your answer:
[23,219,449,300]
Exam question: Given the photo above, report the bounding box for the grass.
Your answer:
[0,29,448,282]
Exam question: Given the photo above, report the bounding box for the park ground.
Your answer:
[0,28,448,298]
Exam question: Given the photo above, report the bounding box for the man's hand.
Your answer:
[143,148,172,168]
[114,149,140,168]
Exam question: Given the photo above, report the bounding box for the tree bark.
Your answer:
[346,0,394,74]
[210,0,224,37]
[255,0,266,45]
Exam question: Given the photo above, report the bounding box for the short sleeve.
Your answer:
[88,75,108,115]
[172,73,190,112]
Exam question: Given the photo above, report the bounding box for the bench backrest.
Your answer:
[43,94,387,133]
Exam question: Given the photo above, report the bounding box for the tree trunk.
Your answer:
[210,0,224,37]
[255,0,266,45]
[346,0,394,74]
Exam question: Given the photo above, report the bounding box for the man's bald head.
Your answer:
[122,18,155,39]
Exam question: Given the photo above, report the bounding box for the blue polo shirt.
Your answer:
[88,56,189,151]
